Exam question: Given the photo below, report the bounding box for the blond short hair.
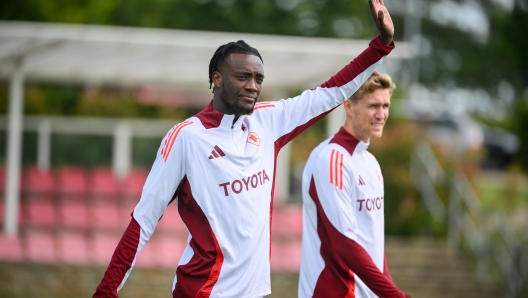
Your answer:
[349,71,395,104]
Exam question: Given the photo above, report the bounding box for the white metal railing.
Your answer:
[411,140,527,297]
[410,140,446,221]
[0,115,178,176]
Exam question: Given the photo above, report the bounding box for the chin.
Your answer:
[231,98,257,115]
[371,132,383,139]
[232,104,255,115]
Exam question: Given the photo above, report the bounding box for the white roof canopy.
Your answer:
[0,21,411,90]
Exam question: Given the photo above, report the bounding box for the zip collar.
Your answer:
[195,101,247,130]
[330,126,370,155]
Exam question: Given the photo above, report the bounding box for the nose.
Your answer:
[246,79,258,92]
[375,107,386,119]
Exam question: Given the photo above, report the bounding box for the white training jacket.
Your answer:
[299,127,409,298]
[94,36,394,298]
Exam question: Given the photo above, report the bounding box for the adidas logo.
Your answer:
[208,145,226,159]
[358,175,366,186]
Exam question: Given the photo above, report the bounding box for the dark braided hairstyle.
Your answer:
[208,40,263,90]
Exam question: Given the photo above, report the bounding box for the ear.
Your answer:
[213,71,222,90]
[343,99,354,117]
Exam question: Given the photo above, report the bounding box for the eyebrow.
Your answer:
[235,71,265,78]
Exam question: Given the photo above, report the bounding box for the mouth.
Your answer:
[239,95,256,104]
[371,123,384,129]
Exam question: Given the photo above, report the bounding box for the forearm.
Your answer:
[319,35,394,91]
[93,217,141,297]
[335,238,409,298]
[266,35,395,147]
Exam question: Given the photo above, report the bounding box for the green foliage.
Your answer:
[51,134,113,167]
[488,6,528,94]
[132,137,161,168]
[1,0,375,38]
[0,82,194,120]
[24,84,81,115]
[417,3,528,96]
[513,96,528,172]
[0,84,7,113]
[3,0,526,97]
[1,0,119,24]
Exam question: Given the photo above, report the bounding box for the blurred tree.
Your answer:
[24,84,81,115]
[2,0,525,94]
[1,0,376,37]
[417,2,528,96]
[1,0,120,24]
[513,96,528,172]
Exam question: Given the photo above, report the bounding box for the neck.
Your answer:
[343,120,369,143]
[212,96,240,124]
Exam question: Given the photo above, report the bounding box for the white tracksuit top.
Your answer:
[299,127,408,298]
[94,36,394,298]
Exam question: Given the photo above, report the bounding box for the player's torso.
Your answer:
[185,115,274,229]
[181,115,275,297]
[348,151,385,265]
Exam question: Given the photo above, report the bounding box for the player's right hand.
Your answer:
[368,0,394,45]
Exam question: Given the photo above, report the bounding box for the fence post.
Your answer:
[113,121,131,180]
[4,59,25,236]
[37,118,52,171]
[447,176,460,256]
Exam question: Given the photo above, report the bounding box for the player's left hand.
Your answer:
[368,0,394,45]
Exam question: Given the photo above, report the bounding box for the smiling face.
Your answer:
[343,88,391,143]
[212,53,265,117]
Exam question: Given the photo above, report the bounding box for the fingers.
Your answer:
[370,0,385,6]
[369,0,379,19]
[369,0,386,17]
[378,10,384,23]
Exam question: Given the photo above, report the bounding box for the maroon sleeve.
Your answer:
[319,35,395,89]
[334,236,410,298]
[93,217,141,297]
[273,35,395,150]
[309,178,409,298]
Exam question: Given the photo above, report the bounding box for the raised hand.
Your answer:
[369,0,394,45]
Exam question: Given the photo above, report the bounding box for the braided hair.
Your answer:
[208,40,263,90]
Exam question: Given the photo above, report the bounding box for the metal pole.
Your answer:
[37,119,51,171]
[113,121,131,180]
[447,176,460,257]
[4,60,25,236]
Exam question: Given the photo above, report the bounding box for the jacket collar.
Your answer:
[330,126,370,155]
[195,101,246,130]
